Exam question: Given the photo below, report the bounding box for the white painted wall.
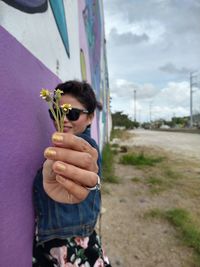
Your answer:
[0,0,81,81]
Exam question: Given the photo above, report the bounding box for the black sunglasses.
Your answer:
[49,107,89,121]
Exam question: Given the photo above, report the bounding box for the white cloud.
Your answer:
[109,28,149,46]
[110,79,159,100]
[110,80,192,122]
[157,82,190,107]
[104,0,200,122]
[159,63,192,75]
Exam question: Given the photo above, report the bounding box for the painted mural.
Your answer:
[49,0,70,57]
[0,1,110,266]
[81,0,102,145]
[83,0,101,98]
[1,0,48,13]
[80,48,87,80]
[2,0,70,57]
[0,0,110,267]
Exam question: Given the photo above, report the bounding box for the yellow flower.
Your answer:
[54,89,64,100]
[40,89,52,102]
[60,103,72,113]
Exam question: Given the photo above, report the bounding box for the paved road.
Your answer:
[125,129,200,161]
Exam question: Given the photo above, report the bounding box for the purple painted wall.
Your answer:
[0,26,60,267]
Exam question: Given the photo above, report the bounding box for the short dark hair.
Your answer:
[55,80,97,114]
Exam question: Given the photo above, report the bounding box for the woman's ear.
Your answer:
[87,113,94,126]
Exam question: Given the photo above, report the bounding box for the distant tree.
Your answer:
[171,116,188,127]
[112,111,139,129]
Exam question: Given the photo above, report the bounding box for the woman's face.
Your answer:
[56,94,93,134]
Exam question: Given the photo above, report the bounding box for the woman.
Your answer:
[33,80,111,267]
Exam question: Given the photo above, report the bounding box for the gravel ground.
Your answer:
[101,130,200,267]
[123,129,200,161]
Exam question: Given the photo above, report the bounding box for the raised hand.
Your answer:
[43,132,99,204]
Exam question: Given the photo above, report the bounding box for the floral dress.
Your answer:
[33,231,111,267]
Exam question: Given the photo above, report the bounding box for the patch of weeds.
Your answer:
[190,253,200,267]
[131,177,141,183]
[143,208,163,219]
[164,208,200,254]
[146,176,172,194]
[110,129,132,141]
[150,188,164,195]
[111,143,119,148]
[111,149,119,154]
[144,208,200,265]
[147,177,163,185]
[104,174,120,184]
[110,129,124,140]
[120,151,164,167]
[102,143,120,183]
[164,168,179,180]
[174,176,200,198]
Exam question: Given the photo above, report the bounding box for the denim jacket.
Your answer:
[33,128,101,244]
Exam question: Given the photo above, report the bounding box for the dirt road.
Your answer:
[123,129,200,161]
[101,130,200,267]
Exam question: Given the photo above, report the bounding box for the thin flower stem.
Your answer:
[52,100,63,132]
[49,105,61,132]
[40,89,66,133]
[60,115,65,132]
[57,105,63,130]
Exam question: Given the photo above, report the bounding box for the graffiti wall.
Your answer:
[0,1,110,266]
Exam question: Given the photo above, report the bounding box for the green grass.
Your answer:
[145,208,200,255]
[147,177,163,185]
[131,177,141,183]
[111,143,119,148]
[111,149,119,154]
[145,176,172,194]
[164,168,179,180]
[122,151,180,194]
[102,143,119,183]
[144,208,163,219]
[110,129,124,140]
[120,152,164,167]
[165,209,200,253]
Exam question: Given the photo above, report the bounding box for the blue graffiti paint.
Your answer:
[2,0,48,13]
[49,0,70,57]
[83,0,101,98]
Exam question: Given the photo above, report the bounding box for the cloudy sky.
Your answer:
[103,0,200,122]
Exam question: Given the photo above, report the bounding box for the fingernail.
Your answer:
[44,148,57,157]
[52,133,64,143]
[55,162,66,171]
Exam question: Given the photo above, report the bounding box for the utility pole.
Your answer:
[138,109,141,123]
[190,72,193,128]
[149,101,152,122]
[134,89,136,122]
[190,71,199,128]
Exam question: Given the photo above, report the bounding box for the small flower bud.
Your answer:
[60,103,72,114]
[40,89,52,102]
